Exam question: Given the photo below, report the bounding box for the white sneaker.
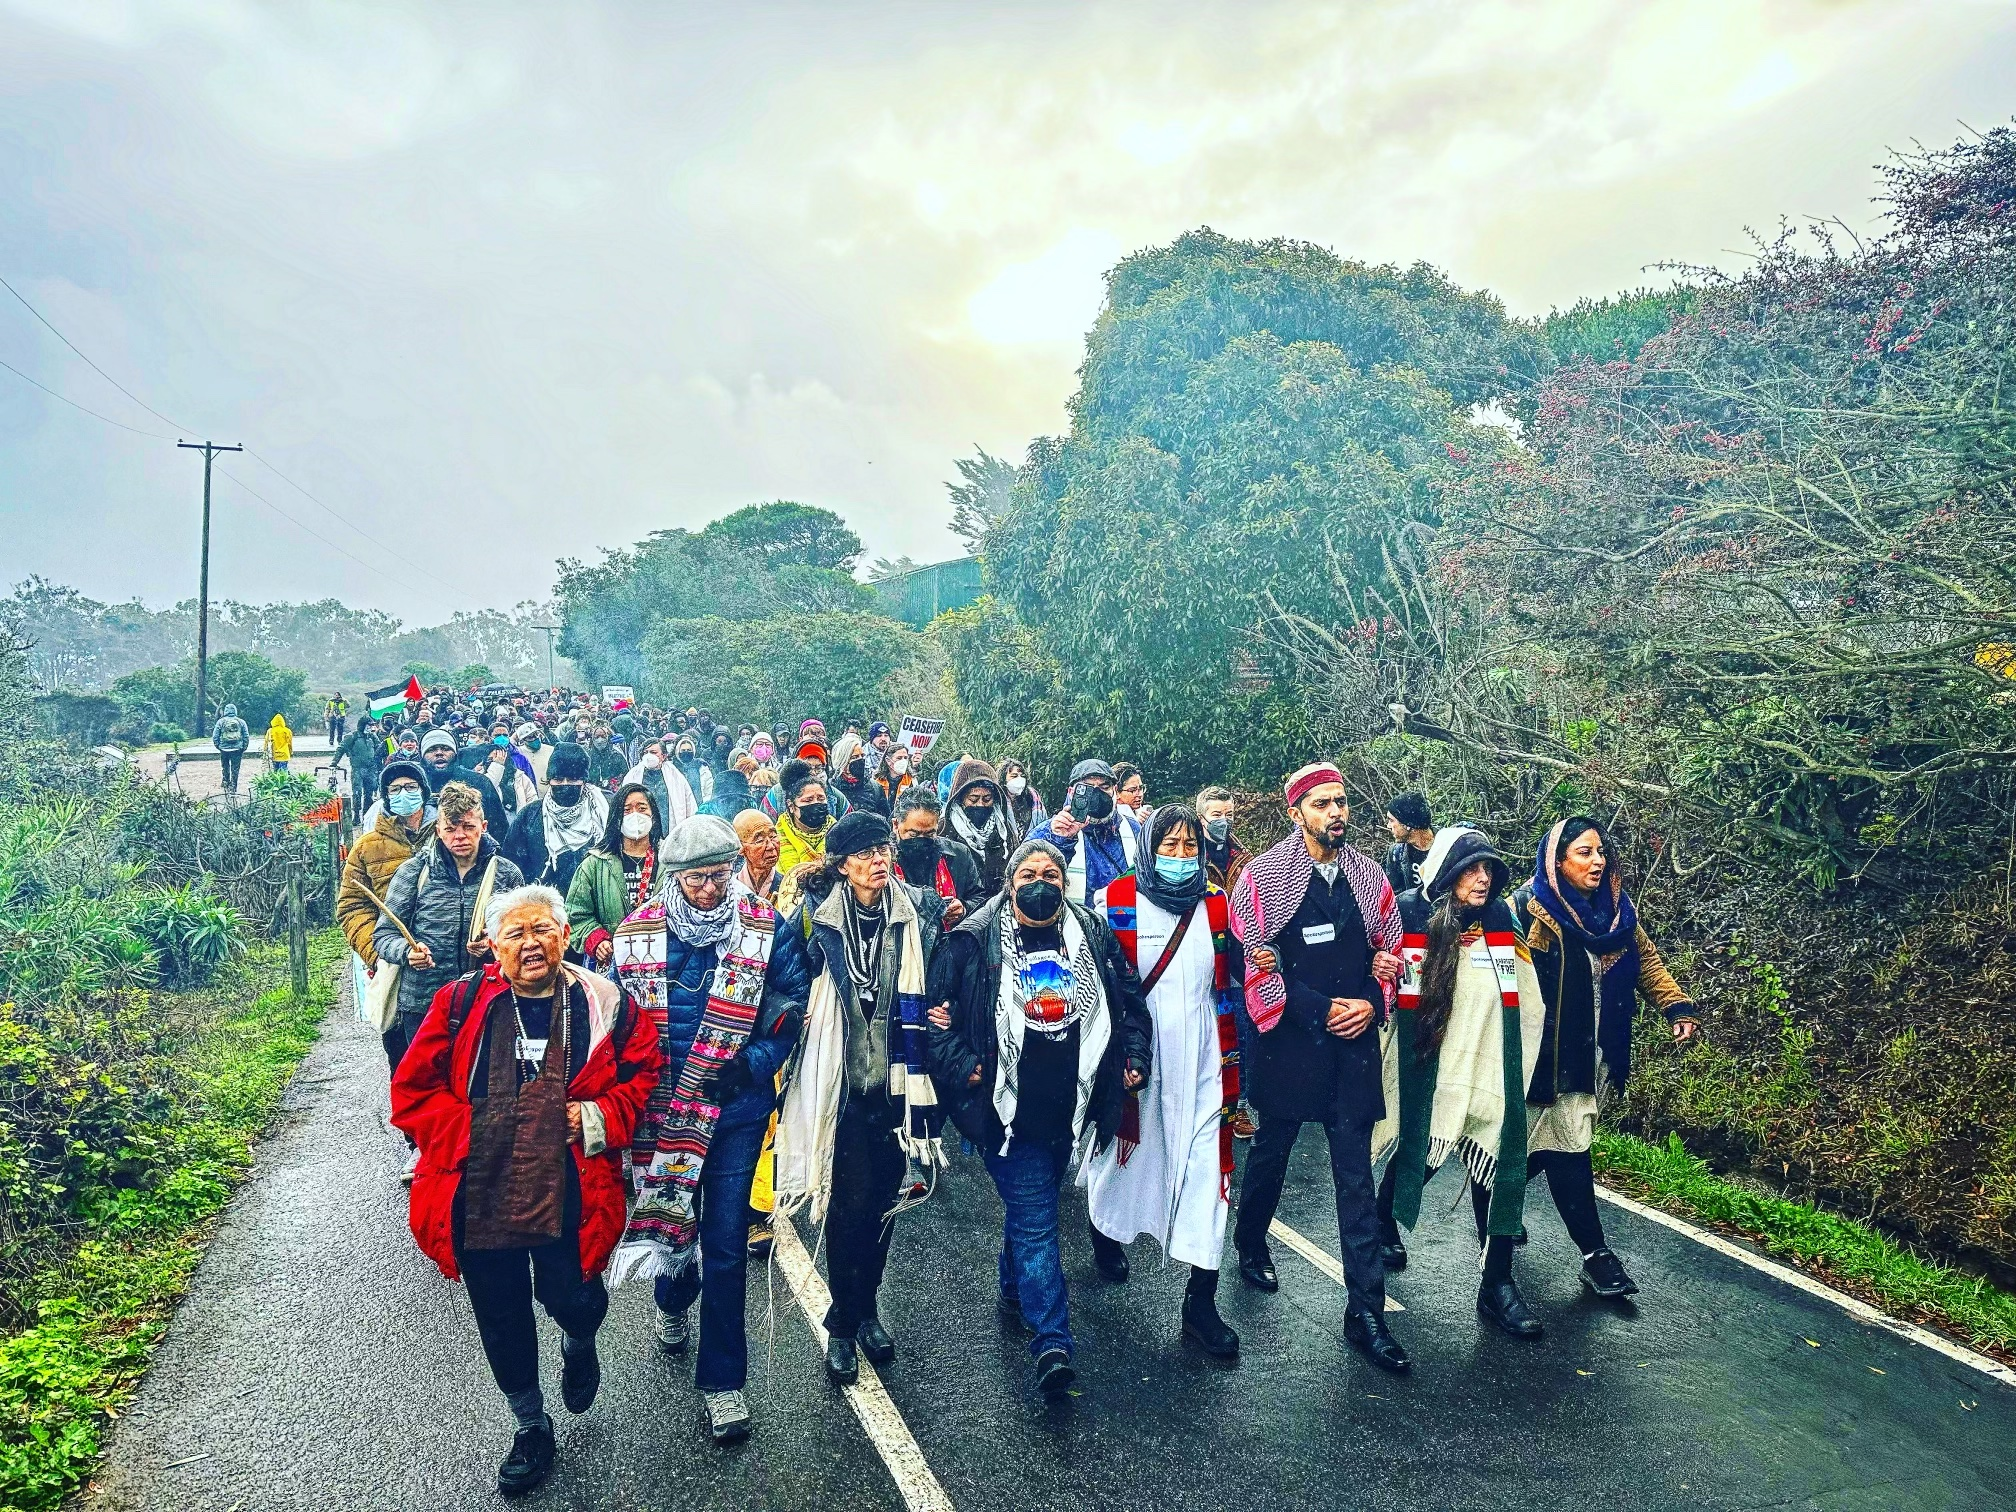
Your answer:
[400,1148,421,1186]
[704,1389,751,1443]
[655,1306,690,1355]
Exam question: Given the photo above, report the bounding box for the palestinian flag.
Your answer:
[366,675,423,718]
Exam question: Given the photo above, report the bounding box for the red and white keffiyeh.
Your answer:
[1227,832,1400,1032]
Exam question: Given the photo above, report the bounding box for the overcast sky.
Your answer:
[3,0,2013,617]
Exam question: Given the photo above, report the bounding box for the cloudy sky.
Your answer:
[3,0,2013,617]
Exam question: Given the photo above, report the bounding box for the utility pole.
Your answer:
[532,622,560,692]
[179,440,243,735]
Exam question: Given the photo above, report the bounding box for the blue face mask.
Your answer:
[388,788,424,818]
[1154,854,1200,885]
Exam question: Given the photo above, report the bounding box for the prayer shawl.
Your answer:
[1105,873,1240,1200]
[1528,820,1642,1097]
[1379,893,1544,1238]
[542,784,609,864]
[989,902,1111,1158]
[1228,833,1400,1030]
[607,881,776,1284]
[773,884,945,1223]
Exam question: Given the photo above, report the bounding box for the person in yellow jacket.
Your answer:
[773,764,833,903]
[264,712,294,772]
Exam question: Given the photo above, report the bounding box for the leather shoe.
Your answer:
[1344,1308,1411,1374]
[1477,1279,1545,1339]
[1237,1251,1278,1293]
[1379,1235,1409,1272]
[825,1335,859,1386]
[559,1336,601,1413]
[1034,1348,1076,1397]
[857,1318,896,1366]
[1090,1226,1130,1283]
[1181,1293,1240,1358]
[997,1293,1030,1334]
[1581,1248,1640,1298]
[497,1419,555,1498]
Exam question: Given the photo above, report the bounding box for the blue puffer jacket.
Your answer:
[657,926,810,1127]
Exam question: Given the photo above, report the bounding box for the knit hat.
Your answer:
[1419,826,1509,904]
[1067,758,1115,786]
[868,721,890,740]
[547,742,590,781]
[377,757,429,803]
[1007,836,1067,877]
[661,814,741,872]
[420,728,456,755]
[1386,792,1433,831]
[1284,762,1345,807]
[826,809,893,860]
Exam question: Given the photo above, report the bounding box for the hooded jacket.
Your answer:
[337,759,431,966]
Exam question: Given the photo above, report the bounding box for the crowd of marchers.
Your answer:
[327,686,1700,1500]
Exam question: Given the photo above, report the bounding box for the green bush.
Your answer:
[126,884,244,990]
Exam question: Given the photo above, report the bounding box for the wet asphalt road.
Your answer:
[89,983,2016,1512]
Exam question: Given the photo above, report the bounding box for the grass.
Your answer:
[1594,1129,2016,1360]
[0,928,341,1511]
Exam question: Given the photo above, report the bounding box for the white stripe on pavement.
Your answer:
[1268,1219,1405,1311]
[1593,1183,2016,1388]
[771,1214,957,1511]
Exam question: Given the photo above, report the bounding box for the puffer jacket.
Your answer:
[372,834,525,1015]
[336,759,431,966]
[392,963,660,1281]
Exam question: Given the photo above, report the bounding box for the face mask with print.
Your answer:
[620,812,654,841]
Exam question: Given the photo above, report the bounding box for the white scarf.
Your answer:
[541,783,608,861]
[990,905,1110,1158]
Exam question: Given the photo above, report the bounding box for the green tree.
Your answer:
[947,446,1018,554]
[642,611,921,729]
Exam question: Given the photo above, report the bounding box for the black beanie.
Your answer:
[1387,792,1433,831]
[548,742,590,781]
[826,809,893,860]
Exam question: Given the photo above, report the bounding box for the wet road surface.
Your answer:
[89,982,2016,1512]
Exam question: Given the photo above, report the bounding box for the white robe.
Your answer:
[1083,892,1228,1269]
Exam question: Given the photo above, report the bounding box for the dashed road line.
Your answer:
[772,1213,956,1511]
[1268,1219,1405,1311]
[1594,1183,2016,1389]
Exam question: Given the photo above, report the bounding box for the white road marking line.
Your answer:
[1593,1183,2016,1388]
[772,1214,956,1511]
[1269,1219,1405,1311]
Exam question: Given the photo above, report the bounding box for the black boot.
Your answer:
[1181,1268,1239,1358]
[1090,1224,1130,1282]
[1344,1307,1411,1374]
[497,1419,555,1498]
[1477,1279,1545,1339]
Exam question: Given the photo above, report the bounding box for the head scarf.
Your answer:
[1530,818,1637,958]
[1136,803,1209,917]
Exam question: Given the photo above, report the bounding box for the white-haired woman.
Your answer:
[392,884,662,1499]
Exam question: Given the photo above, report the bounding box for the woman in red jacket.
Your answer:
[392,883,660,1500]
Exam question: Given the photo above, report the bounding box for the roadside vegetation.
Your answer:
[0,631,341,1509]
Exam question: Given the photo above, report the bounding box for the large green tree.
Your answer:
[642,611,921,728]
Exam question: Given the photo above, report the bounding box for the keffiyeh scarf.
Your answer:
[1228,832,1401,1031]
[541,784,609,863]
[607,882,776,1285]
[991,904,1110,1157]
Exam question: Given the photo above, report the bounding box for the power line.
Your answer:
[215,467,437,599]
[247,447,411,562]
[0,273,195,433]
[0,352,177,438]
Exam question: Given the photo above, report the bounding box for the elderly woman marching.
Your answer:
[604,815,809,1445]
[1515,817,1698,1300]
[771,810,949,1387]
[1083,805,1244,1358]
[1375,827,1547,1339]
[391,884,662,1499]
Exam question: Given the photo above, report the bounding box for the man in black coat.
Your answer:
[925,837,1151,1399]
[1228,763,1410,1374]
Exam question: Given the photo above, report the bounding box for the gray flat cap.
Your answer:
[660,814,742,872]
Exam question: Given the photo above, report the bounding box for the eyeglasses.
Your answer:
[683,867,734,889]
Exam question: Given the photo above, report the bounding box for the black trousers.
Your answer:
[822,1093,907,1336]
[219,750,243,791]
[1233,1112,1384,1315]
[1528,1149,1608,1255]
[459,1227,608,1401]
[1377,1159,1491,1243]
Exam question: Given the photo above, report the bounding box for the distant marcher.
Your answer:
[891,788,981,916]
[391,885,661,1498]
[339,716,387,814]
[699,754,758,821]
[773,760,836,895]
[627,740,699,829]
[325,693,348,745]
[831,732,887,817]
[732,809,782,902]
[872,744,916,812]
[1382,793,1435,896]
[209,702,251,794]
[263,712,294,773]
[1197,784,1255,1139]
[567,783,664,969]
[998,757,1046,845]
[422,728,510,834]
[1515,818,1698,1302]
[1029,759,1136,908]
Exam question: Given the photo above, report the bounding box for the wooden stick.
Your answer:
[349,877,417,947]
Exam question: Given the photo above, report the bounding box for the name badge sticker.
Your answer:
[516,1036,549,1065]
[1301,923,1337,945]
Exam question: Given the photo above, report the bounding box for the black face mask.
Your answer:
[897,837,939,880]
[1014,880,1063,923]
[797,802,830,829]
[963,801,996,826]
[848,756,867,779]
[549,783,584,807]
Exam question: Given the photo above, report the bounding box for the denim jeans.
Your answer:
[982,1135,1074,1360]
[655,1109,767,1392]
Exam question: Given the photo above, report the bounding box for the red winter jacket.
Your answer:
[391,962,661,1282]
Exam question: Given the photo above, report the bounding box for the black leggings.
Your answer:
[1528,1150,1608,1255]
[1376,1161,1515,1285]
